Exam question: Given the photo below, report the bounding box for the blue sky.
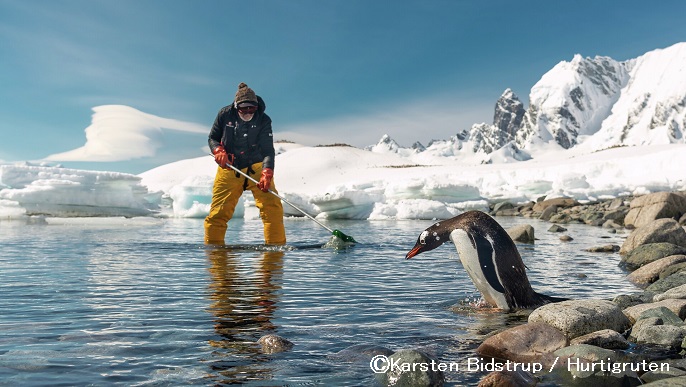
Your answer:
[1,0,684,173]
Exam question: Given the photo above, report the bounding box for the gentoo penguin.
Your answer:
[406,211,566,311]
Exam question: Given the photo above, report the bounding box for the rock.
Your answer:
[620,219,686,255]
[627,255,686,287]
[621,243,686,271]
[603,220,624,229]
[634,325,686,349]
[478,369,537,387]
[613,293,656,309]
[257,334,293,354]
[560,235,574,242]
[638,306,684,326]
[654,284,686,302]
[603,209,627,225]
[569,329,631,350]
[647,272,686,293]
[625,192,686,229]
[549,213,573,224]
[553,344,620,379]
[476,322,568,363]
[528,299,631,339]
[493,201,515,214]
[643,375,686,386]
[586,244,620,253]
[680,213,686,225]
[623,299,686,323]
[548,224,567,232]
[532,198,579,213]
[641,366,686,384]
[377,349,444,387]
[659,262,686,280]
[629,317,664,342]
[540,205,558,221]
[507,224,535,244]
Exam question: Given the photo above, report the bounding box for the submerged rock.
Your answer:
[476,322,568,363]
[376,349,444,387]
[257,334,293,354]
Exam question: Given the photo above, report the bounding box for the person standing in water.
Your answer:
[204,82,286,245]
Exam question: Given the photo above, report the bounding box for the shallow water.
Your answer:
[0,216,638,386]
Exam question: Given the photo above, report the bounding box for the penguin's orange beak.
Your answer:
[405,245,422,259]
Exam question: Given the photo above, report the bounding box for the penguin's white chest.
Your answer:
[449,229,509,309]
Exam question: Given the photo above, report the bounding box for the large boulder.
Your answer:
[623,299,686,323]
[507,224,535,244]
[569,329,631,350]
[620,219,686,255]
[654,284,686,302]
[528,299,631,339]
[647,272,686,293]
[476,322,568,363]
[620,243,686,271]
[625,192,686,229]
[627,255,686,287]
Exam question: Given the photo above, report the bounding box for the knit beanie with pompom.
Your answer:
[234,82,258,105]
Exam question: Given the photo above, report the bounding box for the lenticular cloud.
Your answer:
[45,105,207,162]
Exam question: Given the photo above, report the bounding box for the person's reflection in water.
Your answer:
[205,248,285,384]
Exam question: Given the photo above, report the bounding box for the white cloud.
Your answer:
[45,105,207,162]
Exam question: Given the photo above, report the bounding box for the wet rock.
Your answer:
[643,375,686,386]
[603,219,624,229]
[377,349,444,387]
[532,198,579,213]
[621,243,686,271]
[478,369,536,387]
[641,361,686,384]
[627,255,686,287]
[548,224,567,232]
[654,284,686,302]
[613,293,657,309]
[625,192,686,229]
[493,201,515,214]
[506,224,535,244]
[569,329,631,350]
[659,262,686,280]
[257,334,293,354]
[528,299,631,339]
[560,235,574,242]
[603,209,627,225]
[540,205,558,221]
[629,317,663,342]
[586,244,620,253]
[647,272,686,293]
[634,325,686,349]
[620,219,686,255]
[549,213,573,224]
[638,306,684,326]
[476,322,568,363]
[623,299,686,323]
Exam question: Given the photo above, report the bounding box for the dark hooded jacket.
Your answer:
[208,95,275,170]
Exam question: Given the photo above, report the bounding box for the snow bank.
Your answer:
[0,164,158,218]
[2,143,685,220]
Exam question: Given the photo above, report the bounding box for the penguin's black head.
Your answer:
[405,222,452,259]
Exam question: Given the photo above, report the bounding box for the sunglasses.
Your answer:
[237,105,257,114]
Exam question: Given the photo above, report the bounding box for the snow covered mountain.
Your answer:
[368,42,686,161]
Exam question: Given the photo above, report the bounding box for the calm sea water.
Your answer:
[0,215,638,386]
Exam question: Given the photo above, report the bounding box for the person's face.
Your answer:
[238,103,257,121]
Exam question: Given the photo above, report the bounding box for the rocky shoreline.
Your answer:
[258,191,686,386]
[472,191,686,386]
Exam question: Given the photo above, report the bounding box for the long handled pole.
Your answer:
[225,163,335,233]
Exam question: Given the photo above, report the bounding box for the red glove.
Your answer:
[213,146,234,168]
[258,168,273,192]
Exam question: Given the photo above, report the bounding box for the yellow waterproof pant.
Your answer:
[204,162,286,245]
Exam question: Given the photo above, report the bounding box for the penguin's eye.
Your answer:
[419,231,429,245]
